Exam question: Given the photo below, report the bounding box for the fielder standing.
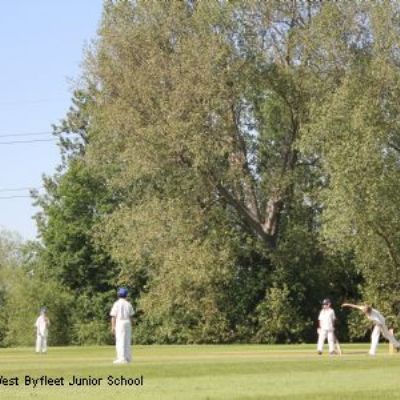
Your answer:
[35,307,50,353]
[317,298,337,355]
[342,303,400,355]
[110,287,134,364]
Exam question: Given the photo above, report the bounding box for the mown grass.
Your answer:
[0,344,399,399]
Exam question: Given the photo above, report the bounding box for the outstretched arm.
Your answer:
[341,303,364,311]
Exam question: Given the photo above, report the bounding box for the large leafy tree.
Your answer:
[78,0,360,342]
[33,0,395,344]
[88,0,316,248]
[33,90,122,344]
[302,3,400,316]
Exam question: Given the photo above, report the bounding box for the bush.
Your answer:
[4,273,74,346]
[254,284,309,344]
[70,291,115,345]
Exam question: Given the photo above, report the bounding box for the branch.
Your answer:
[374,224,400,269]
[215,181,274,247]
[388,141,400,154]
[261,195,283,237]
[230,103,261,221]
[296,156,320,167]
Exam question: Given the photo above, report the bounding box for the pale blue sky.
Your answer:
[0,0,103,240]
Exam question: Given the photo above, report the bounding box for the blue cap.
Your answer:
[118,287,128,298]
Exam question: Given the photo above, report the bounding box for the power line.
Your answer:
[0,187,42,193]
[0,98,67,106]
[0,195,33,199]
[0,131,53,138]
[0,138,57,145]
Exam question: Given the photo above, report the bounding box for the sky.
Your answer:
[0,0,103,241]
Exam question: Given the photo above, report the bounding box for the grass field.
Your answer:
[0,344,399,399]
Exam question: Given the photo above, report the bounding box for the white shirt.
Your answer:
[110,298,134,321]
[366,308,385,325]
[318,308,336,331]
[35,315,49,336]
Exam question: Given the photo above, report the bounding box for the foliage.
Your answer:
[254,284,308,344]
[70,291,115,345]
[31,90,121,345]
[5,271,74,346]
[301,3,400,327]
[5,0,399,345]
[35,158,118,292]
[0,229,24,346]
[81,0,353,344]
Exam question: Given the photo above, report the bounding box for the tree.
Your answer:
[0,229,24,346]
[33,90,122,344]
[301,3,400,330]
[79,0,360,342]
[28,0,391,345]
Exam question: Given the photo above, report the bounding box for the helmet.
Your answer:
[40,307,48,313]
[322,298,331,305]
[117,287,128,298]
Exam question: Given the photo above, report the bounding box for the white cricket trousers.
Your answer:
[115,320,132,362]
[317,329,335,353]
[369,324,400,355]
[36,334,48,353]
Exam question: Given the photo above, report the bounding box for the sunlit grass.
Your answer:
[0,344,399,399]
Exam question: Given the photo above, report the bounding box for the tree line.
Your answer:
[1,0,400,346]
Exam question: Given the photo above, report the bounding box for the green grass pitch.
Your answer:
[0,344,399,399]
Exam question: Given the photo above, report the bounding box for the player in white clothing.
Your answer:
[317,298,337,355]
[342,303,400,355]
[35,307,50,353]
[110,287,134,364]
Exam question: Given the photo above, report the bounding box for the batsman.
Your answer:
[317,298,340,355]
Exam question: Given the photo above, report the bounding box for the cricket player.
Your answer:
[110,287,134,364]
[35,307,50,353]
[317,298,337,355]
[342,303,400,355]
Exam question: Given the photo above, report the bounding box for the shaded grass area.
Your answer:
[0,344,399,399]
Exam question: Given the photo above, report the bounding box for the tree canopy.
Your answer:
[2,0,400,345]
